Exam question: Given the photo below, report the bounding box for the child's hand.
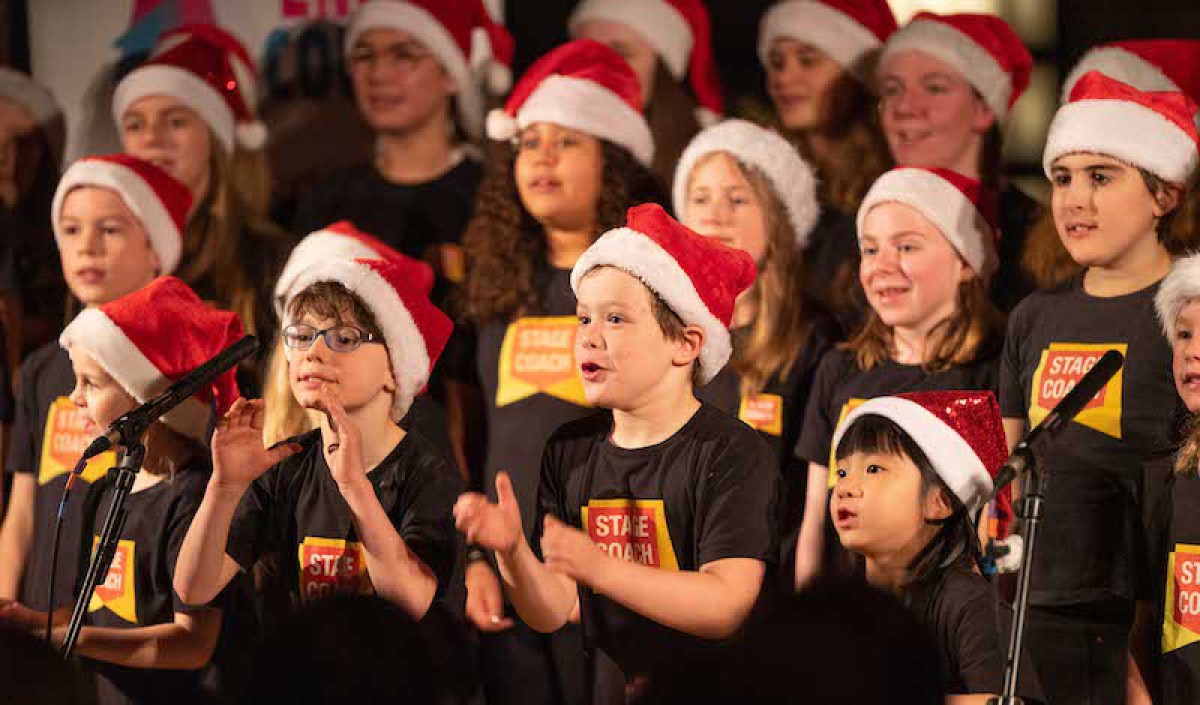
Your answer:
[454,472,523,556]
[465,560,514,633]
[541,515,607,586]
[320,385,366,490]
[0,601,67,633]
[211,399,302,492]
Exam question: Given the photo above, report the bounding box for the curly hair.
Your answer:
[462,138,665,324]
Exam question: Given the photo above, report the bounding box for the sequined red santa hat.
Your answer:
[1156,253,1200,340]
[52,154,192,276]
[833,390,1007,513]
[286,257,452,422]
[273,220,434,318]
[1043,71,1200,185]
[672,119,820,248]
[59,276,243,442]
[487,39,654,166]
[881,12,1032,120]
[1062,40,1200,115]
[857,167,998,280]
[113,23,266,152]
[759,0,898,84]
[570,204,756,383]
[568,0,724,123]
[345,0,514,141]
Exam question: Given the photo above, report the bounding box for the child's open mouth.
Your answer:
[580,362,605,382]
[834,508,858,528]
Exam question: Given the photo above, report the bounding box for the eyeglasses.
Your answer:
[282,324,379,353]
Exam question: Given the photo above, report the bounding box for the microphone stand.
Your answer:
[60,441,146,660]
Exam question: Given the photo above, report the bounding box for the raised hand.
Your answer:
[210,399,302,492]
[454,472,523,556]
[320,384,366,489]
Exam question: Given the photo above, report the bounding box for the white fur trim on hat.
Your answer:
[570,228,729,383]
[857,169,996,280]
[1156,253,1200,339]
[672,119,820,249]
[882,19,1012,119]
[286,258,430,422]
[1042,99,1199,185]
[52,160,182,275]
[510,75,654,166]
[59,309,211,443]
[113,64,236,153]
[273,231,385,317]
[345,1,485,140]
[1062,46,1179,104]
[758,1,884,84]
[0,67,61,124]
[832,396,993,512]
[569,0,692,79]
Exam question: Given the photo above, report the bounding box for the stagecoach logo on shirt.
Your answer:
[581,499,679,571]
[297,536,373,602]
[1163,543,1200,653]
[739,393,783,437]
[827,398,868,488]
[495,316,591,408]
[38,397,117,486]
[88,537,138,624]
[1029,343,1126,439]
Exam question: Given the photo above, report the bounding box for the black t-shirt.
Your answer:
[1148,455,1200,705]
[535,403,780,678]
[907,565,1044,702]
[226,428,463,612]
[447,265,596,540]
[991,183,1043,313]
[79,466,230,705]
[797,346,1000,474]
[6,342,119,610]
[1000,274,1181,606]
[800,210,865,335]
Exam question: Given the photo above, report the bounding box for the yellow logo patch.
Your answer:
[88,538,137,624]
[297,537,373,602]
[39,397,115,486]
[739,393,783,436]
[495,316,590,407]
[1163,543,1200,653]
[582,499,679,571]
[1029,343,1126,439]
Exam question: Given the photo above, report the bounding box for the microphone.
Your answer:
[76,335,259,465]
[991,348,1124,496]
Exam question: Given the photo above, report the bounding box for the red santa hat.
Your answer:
[1062,40,1200,113]
[857,167,998,280]
[0,67,61,126]
[486,39,654,166]
[570,203,756,383]
[285,257,452,422]
[881,12,1032,120]
[113,23,266,152]
[758,0,898,84]
[832,390,1007,513]
[1043,71,1200,185]
[345,0,514,141]
[1156,253,1200,340]
[672,119,820,248]
[59,276,243,443]
[568,0,724,123]
[52,153,192,276]
[273,221,434,318]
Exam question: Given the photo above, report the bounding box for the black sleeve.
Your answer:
[795,350,842,467]
[401,396,455,471]
[697,432,780,566]
[532,435,569,559]
[998,301,1030,420]
[6,354,42,474]
[225,467,286,572]
[949,583,1044,702]
[392,452,464,597]
[441,322,480,386]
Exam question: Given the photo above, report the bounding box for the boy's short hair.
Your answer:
[285,280,384,342]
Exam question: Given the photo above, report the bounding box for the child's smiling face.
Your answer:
[285,306,395,417]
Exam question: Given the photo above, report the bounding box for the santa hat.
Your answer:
[52,154,192,276]
[832,390,1007,513]
[857,167,998,280]
[881,12,1032,120]
[486,39,654,166]
[59,276,243,443]
[274,221,434,318]
[113,23,266,152]
[286,257,452,422]
[346,0,514,141]
[568,0,723,123]
[672,119,820,248]
[1043,71,1200,185]
[1062,40,1200,114]
[758,0,898,84]
[0,67,61,126]
[570,203,756,383]
[1156,253,1200,340]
